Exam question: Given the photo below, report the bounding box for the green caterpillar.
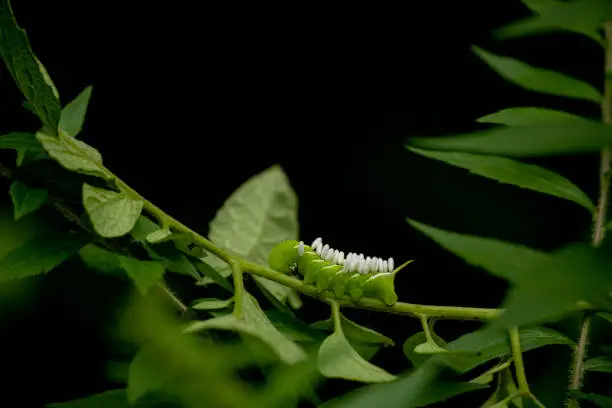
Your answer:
[268,237,412,306]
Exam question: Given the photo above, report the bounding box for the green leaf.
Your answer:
[574,391,612,407]
[194,258,234,292]
[407,122,612,157]
[0,0,62,132]
[472,46,601,103]
[597,312,612,324]
[79,244,125,277]
[59,86,93,138]
[184,292,307,365]
[37,132,109,178]
[403,332,448,367]
[442,327,573,373]
[495,0,611,44]
[127,345,177,404]
[407,219,612,328]
[410,381,488,407]
[9,180,48,220]
[0,228,89,283]
[584,356,612,373]
[318,329,396,383]
[319,358,445,408]
[82,183,143,238]
[146,228,172,243]
[0,132,41,150]
[118,257,165,296]
[311,313,395,346]
[476,107,591,126]
[266,310,327,343]
[192,297,234,310]
[408,147,594,211]
[46,389,131,408]
[208,165,300,305]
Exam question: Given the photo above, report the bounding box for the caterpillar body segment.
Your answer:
[267,238,412,306]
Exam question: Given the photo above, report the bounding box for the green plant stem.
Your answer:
[509,327,529,394]
[229,260,245,318]
[567,19,612,408]
[329,299,342,332]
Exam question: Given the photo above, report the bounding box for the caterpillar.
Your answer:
[268,237,412,306]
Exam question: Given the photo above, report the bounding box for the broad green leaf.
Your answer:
[495,0,611,44]
[584,356,612,373]
[79,244,125,277]
[442,327,573,373]
[209,165,300,305]
[37,132,109,179]
[0,0,62,132]
[318,329,396,383]
[311,313,395,346]
[0,228,89,283]
[472,46,601,103]
[0,132,41,150]
[403,332,448,367]
[83,183,143,238]
[184,293,306,364]
[407,122,612,157]
[476,107,591,126]
[319,358,445,408]
[266,310,327,343]
[192,297,234,310]
[9,180,48,220]
[407,219,612,327]
[59,86,93,138]
[127,345,177,404]
[118,257,165,296]
[574,391,612,407]
[408,147,594,211]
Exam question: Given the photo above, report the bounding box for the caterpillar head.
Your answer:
[268,240,302,274]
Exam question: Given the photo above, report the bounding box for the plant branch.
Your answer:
[567,19,612,408]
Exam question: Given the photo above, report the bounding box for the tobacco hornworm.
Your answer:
[268,238,412,305]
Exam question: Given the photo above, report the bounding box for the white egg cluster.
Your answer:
[298,237,395,275]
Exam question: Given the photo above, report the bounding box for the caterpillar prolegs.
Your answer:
[268,238,413,306]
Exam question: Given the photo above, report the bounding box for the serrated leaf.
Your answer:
[59,86,93,138]
[408,147,594,211]
[0,228,89,283]
[495,0,611,44]
[311,313,394,346]
[118,257,165,296]
[477,107,591,126]
[37,132,109,178]
[403,332,448,367]
[185,293,306,364]
[407,122,612,157]
[0,0,62,132]
[318,329,396,383]
[409,219,612,327]
[9,180,48,220]
[472,46,601,103]
[209,165,300,305]
[584,356,612,373]
[192,297,234,310]
[83,183,143,238]
[442,327,573,373]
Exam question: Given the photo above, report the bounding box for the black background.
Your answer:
[0,0,610,407]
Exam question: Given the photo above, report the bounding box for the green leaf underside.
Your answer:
[9,180,49,220]
[403,332,448,367]
[37,132,108,179]
[119,257,165,296]
[0,229,89,284]
[495,0,611,43]
[208,165,301,305]
[407,219,612,328]
[476,107,592,126]
[408,147,594,211]
[59,86,93,138]
[584,356,612,373]
[318,330,396,383]
[407,122,612,157]
[192,297,234,310]
[0,0,62,132]
[472,46,601,103]
[82,183,143,238]
[310,313,395,346]
[184,293,306,365]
